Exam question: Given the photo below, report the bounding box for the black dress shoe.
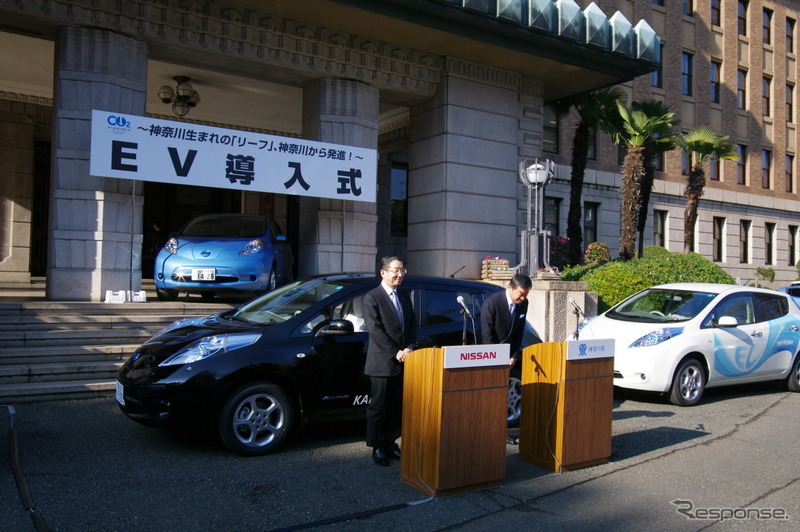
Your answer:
[386,443,401,460]
[372,447,390,466]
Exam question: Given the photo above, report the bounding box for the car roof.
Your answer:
[300,272,503,289]
[648,282,785,297]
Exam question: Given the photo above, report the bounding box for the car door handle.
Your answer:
[750,331,763,338]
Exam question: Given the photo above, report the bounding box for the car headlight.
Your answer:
[629,327,684,348]
[159,332,261,366]
[164,237,178,255]
[239,239,265,255]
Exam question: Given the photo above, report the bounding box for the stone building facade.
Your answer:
[547,0,800,286]
[0,0,659,301]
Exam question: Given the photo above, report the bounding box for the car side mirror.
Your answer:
[315,319,355,337]
[717,316,738,328]
[276,235,287,242]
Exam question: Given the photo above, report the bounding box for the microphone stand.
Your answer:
[569,298,584,340]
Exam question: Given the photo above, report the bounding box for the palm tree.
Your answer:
[631,100,678,257]
[677,127,739,253]
[551,88,625,266]
[606,101,675,260]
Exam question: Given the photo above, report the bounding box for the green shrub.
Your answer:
[568,252,734,311]
[642,245,671,258]
[756,266,775,283]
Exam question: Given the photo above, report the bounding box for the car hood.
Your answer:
[177,237,263,258]
[121,313,261,381]
[579,314,691,349]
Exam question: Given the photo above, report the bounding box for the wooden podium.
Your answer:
[519,340,615,472]
[400,346,508,497]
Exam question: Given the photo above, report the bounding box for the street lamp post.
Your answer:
[516,158,555,277]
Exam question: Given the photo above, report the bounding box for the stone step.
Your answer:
[0,328,155,347]
[0,344,138,365]
[0,314,192,331]
[0,379,116,403]
[0,360,123,384]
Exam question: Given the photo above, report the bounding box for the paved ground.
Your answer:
[2,382,799,531]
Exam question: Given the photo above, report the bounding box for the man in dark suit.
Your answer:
[480,273,532,367]
[363,256,417,466]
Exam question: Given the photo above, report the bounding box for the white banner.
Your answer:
[89,110,377,203]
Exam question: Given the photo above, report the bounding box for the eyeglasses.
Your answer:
[384,268,407,275]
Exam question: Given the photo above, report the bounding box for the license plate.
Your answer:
[191,268,216,281]
[116,380,125,406]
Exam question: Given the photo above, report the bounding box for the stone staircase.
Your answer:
[0,279,235,403]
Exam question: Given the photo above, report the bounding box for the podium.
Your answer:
[400,345,508,497]
[519,340,615,472]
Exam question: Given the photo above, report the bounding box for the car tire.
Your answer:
[156,288,178,301]
[219,382,293,456]
[267,266,277,292]
[786,354,800,393]
[669,358,705,406]
[507,370,522,427]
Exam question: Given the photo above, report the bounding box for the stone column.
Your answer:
[528,280,598,343]
[299,79,379,276]
[47,27,148,300]
[408,58,543,278]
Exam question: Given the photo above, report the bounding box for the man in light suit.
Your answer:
[363,256,417,466]
[480,273,532,367]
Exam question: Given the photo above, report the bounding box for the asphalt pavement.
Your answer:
[2,382,799,532]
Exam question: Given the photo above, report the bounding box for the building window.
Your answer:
[710,155,721,181]
[542,105,559,154]
[652,0,665,6]
[737,69,747,110]
[787,84,794,123]
[762,149,772,189]
[788,18,796,54]
[683,0,694,16]
[544,197,561,237]
[740,220,751,264]
[653,210,668,248]
[584,202,599,245]
[763,9,773,45]
[762,77,771,116]
[789,225,798,266]
[738,1,749,36]
[711,0,721,26]
[650,44,664,88]
[710,61,721,104]
[390,162,408,237]
[681,52,694,96]
[737,145,748,185]
[786,154,795,193]
[765,222,775,265]
[713,217,725,262]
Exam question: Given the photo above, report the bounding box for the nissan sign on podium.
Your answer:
[400,344,510,497]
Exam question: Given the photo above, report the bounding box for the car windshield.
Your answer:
[606,288,717,323]
[231,278,368,325]
[181,215,267,238]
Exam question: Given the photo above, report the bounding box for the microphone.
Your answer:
[456,295,472,318]
[568,297,584,317]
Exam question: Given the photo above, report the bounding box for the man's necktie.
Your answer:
[391,290,403,325]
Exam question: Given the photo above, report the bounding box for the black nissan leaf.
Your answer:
[116,274,539,455]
